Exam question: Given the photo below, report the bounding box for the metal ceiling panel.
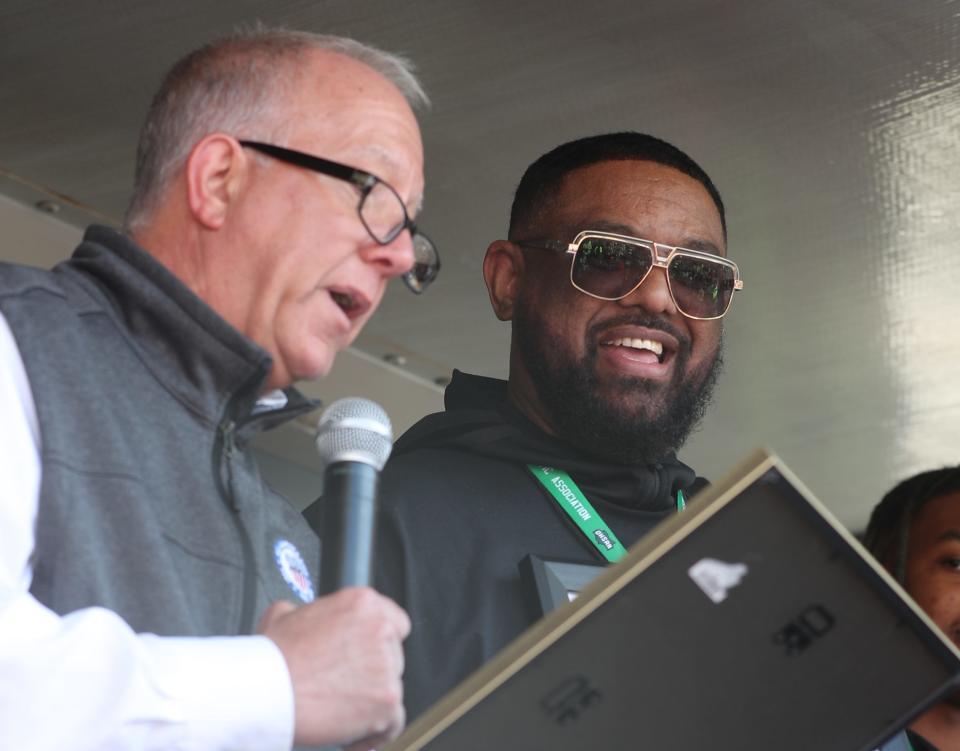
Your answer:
[1,0,958,528]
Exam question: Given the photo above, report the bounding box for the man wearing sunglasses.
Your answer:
[0,29,439,751]
[375,132,740,719]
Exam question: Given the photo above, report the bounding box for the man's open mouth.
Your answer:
[601,336,666,364]
[329,289,369,319]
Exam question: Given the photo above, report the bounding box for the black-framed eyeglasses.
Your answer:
[517,229,743,320]
[239,140,439,294]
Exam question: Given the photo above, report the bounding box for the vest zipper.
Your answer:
[219,419,239,511]
[212,376,315,633]
[215,415,258,633]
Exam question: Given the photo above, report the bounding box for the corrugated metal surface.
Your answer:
[1,0,958,527]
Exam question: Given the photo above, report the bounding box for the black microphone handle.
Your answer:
[318,460,380,596]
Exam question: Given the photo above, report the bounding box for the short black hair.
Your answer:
[507,131,726,241]
[864,466,960,582]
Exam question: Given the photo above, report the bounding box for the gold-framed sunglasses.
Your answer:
[517,230,744,320]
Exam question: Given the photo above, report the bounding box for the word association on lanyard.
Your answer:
[527,464,685,563]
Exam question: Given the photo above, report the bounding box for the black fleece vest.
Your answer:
[0,226,319,636]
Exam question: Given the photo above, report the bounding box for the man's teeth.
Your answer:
[604,337,664,356]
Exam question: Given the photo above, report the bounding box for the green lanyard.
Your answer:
[528,464,686,563]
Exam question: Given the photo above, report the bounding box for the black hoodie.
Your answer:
[375,370,707,720]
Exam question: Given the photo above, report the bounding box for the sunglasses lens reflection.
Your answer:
[668,255,735,319]
[571,236,735,318]
[571,237,652,300]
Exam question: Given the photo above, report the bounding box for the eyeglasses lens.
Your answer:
[667,255,735,319]
[399,234,438,294]
[359,180,440,294]
[571,237,653,300]
[360,182,406,243]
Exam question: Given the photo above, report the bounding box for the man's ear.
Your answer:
[184,134,246,230]
[483,239,525,321]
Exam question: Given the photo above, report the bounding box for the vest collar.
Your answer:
[64,225,317,428]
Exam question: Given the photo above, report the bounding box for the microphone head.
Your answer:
[314,397,393,472]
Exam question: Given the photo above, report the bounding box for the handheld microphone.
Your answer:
[314,397,393,595]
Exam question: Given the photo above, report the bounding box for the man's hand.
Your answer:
[257,587,411,750]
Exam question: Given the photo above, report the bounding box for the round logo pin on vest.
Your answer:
[274,539,315,603]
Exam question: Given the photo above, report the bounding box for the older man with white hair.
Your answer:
[0,28,439,751]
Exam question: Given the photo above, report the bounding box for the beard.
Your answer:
[513,301,723,466]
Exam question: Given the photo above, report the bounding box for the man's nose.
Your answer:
[617,266,677,316]
[362,229,416,279]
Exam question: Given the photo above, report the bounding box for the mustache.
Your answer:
[586,312,692,355]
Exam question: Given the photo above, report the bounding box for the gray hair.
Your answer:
[124,27,428,231]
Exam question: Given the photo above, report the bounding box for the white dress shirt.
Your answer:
[0,312,295,750]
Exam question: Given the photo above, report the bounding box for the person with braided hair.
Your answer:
[866,467,960,751]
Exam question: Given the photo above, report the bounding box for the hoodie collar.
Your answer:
[396,370,703,513]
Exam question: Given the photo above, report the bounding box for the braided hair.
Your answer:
[864,466,960,583]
